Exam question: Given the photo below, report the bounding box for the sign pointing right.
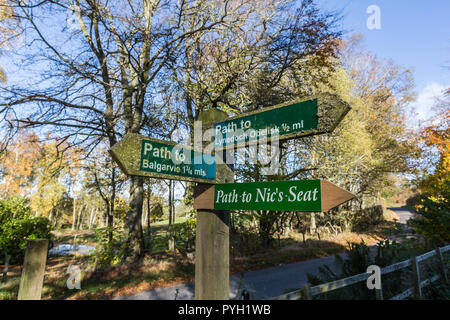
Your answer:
[213,93,351,150]
[194,180,355,212]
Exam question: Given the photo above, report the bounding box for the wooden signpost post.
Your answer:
[194,109,233,300]
[110,92,353,300]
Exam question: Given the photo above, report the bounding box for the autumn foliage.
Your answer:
[408,92,450,245]
[419,107,450,194]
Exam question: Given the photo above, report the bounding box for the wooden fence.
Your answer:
[272,244,450,300]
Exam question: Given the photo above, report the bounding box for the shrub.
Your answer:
[230,212,264,256]
[306,239,425,300]
[173,218,196,253]
[406,194,421,208]
[91,226,126,268]
[352,205,384,232]
[408,185,450,246]
[0,197,52,263]
[151,202,164,222]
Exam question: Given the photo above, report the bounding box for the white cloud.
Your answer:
[407,82,448,128]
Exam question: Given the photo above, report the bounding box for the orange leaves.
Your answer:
[0,0,18,48]
[420,108,450,170]
[0,0,22,82]
[0,129,85,212]
[0,130,41,197]
[417,103,450,196]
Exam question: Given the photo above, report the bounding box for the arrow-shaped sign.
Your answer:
[109,133,216,183]
[194,180,355,212]
[212,93,351,150]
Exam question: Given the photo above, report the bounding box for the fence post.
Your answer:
[301,284,311,300]
[241,289,250,300]
[18,239,49,300]
[411,256,422,299]
[435,247,448,283]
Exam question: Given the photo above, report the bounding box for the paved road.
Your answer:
[115,253,345,300]
[387,207,415,224]
[115,208,415,300]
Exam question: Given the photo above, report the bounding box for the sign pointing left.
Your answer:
[109,133,216,183]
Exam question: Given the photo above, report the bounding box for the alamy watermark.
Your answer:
[66,265,81,290]
[161,120,281,176]
[366,5,381,30]
[366,265,382,290]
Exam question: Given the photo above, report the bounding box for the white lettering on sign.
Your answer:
[287,186,318,202]
[143,142,171,160]
[215,122,238,135]
[215,186,319,205]
[215,189,239,203]
[255,188,283,203]
[143,141,188,164]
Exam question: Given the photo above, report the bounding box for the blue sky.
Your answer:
[317,0,450,127]
[2,1,448,128]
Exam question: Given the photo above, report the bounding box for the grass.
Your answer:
[0,276,20,300]
[1,246,347,300]
[49,260,195,300]
[53,230,97,245]
[51,216,192,256]
[0,254,195,300]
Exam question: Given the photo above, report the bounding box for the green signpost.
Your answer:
[109,133,215,183]
[213,93,350,150]
[194,180,355,213]
[214,180,322,211]
[109,93,354,301]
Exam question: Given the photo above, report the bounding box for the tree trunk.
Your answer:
[92,211,97,227]
[169,180,173,225]
[72,197,76,230]
[142,202,147,227]
[48,210,53,226]
[88,207,95,229]
[172,182,176,255]
[172,183,176,222]
[76,205,83,230]
[53,210,59,228]
[124,175,145,261]
[259,211,273,248]
[310,212,316,235]
[146,184,152,251]
[107,206,114,244]
[2,253,11,282]
[168,180,175,252]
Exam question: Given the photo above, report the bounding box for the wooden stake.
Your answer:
[411,256,422,299]
[436,247,448,283]
[194,207,230,299]
[375,288,384,300]
[18,239,48,300]
[195,109,233,300]
[301,283,311,300]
